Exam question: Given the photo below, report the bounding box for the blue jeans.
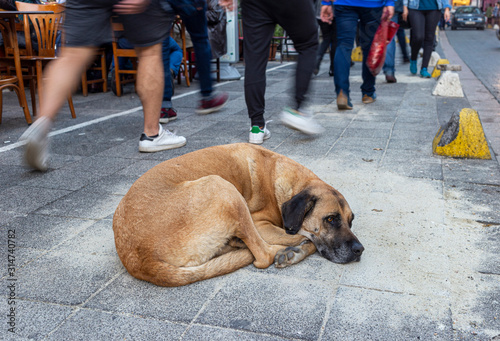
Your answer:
[333,5,383,98]
[170,0,213,98]
[383,13,399,76]
[162,36,183,104]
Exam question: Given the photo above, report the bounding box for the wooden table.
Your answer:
[0,11,53,124]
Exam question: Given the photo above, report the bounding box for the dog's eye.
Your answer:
[325,214,340,225]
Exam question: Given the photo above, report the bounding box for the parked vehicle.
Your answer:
[451,6,486,30]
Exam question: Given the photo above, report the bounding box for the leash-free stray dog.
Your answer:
[113,143,364,287]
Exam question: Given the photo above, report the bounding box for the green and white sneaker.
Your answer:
[280,107,324,135]
[249,124,271,144]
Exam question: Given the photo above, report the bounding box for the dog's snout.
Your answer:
[351,241,364,256]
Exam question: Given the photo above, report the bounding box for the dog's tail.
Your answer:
[136,249,255,287]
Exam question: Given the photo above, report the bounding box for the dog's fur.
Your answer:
[113,143,363,287]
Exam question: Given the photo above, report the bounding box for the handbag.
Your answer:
[398,12,411,29]
[366,20,400,76]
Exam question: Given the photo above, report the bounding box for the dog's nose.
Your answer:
[351,241,364,256]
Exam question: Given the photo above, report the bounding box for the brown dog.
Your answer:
[113,143,363,287]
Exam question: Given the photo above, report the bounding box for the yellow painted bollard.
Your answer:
[431,59,449,78]
[433,108,491,159]
[351,46,362,62]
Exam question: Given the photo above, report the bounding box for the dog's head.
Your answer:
[281,182,363,263]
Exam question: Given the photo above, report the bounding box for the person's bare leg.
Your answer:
[39,47,96,120]
[19,46,97,171]
[135,43,163,137]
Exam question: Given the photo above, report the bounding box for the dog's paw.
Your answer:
[274,246,305,268]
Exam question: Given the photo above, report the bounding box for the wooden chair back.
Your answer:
[15,2,65,58]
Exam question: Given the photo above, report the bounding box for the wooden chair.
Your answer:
[81,47,108,96]
[15,1,76,118]
[110,20,137,97]
[0,17,31,124]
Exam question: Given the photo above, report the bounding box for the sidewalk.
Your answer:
[0,34,499,340]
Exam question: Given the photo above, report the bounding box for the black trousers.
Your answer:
[316,18,337,73]
[241,0,318,127]
[408,9,441,69]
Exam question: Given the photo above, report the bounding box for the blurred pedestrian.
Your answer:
[160,37,183,123]
[220,0,324,144]
[402,0,451,78]
[383,0,403,83]
[20,0,186,171]
[321,0,394,110]
[314,0,336,76]
[396,27,410,63]
[494,2,500,27]
[165,0,229,115]
[486,4,493,27]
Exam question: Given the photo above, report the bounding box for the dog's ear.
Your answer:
[281,190,317,235]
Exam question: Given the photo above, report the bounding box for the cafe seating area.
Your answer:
[0,2,205,125]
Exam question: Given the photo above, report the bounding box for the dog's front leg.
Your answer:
[274,240,316,268]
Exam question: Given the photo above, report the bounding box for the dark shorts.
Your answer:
[63,0,173,47]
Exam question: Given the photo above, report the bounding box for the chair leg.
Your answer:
[115,67,122,97]
[29,79,37,117]
[12,84,32,124]
[81,72,88,97]
[0,91,3,124]
[100,52,108,93]
[67,95,76,119]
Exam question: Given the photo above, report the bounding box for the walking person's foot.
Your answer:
[195,92,229,115]
[249,124,271,144]
[139,124,186,152]
[19,116,51,171]
[385,74,397,83]
[410,60,417,74]
[362,93,377,104]
[159,107,178,123]
[420,68,431,78]
[337,90,353,110]
[280,107,324,135]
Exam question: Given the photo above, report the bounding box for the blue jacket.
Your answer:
[334,0,395,8]
[403,0,451,10]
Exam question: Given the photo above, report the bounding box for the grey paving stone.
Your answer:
[35,188,123,220]
[444,182,500,224]
[0,214,95,249]
[55,219,115,256]
[183,324,291,341]
[46,308,187,341]
[442,158,500,186]
[321,286,453,340]
[195,271,332,340]
[0,186,71,215]
[246,254,344,283]
[84,174,139,195]
[0,298,74,341]
[2,250,123,305]
[84,272,220,323]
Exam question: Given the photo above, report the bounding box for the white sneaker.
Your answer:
[19,116,51,171]
[280,107,325,135]
[249,124,271,144]
[139,125,186,152]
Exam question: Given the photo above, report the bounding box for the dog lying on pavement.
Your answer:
[113,143,364,287]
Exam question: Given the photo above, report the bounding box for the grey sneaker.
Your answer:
[249,124,271,144]
[280,107,324,135]
[19,116,51,171]
[139,124,186,152]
